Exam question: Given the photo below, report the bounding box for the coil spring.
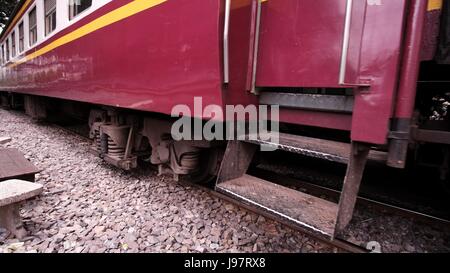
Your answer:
[179,152,201,170]
[93,129,102,151]
[107,136,125,158]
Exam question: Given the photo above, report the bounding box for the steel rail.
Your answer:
[179,180,368,253]
[251,168,450,230]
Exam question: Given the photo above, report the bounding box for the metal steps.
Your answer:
[216,134,372,239]
[216,174,338,237]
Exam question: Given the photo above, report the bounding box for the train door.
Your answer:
[254,0,368,88]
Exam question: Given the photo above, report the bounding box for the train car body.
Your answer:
[0,0,225,115]
[0,0,420,143]
[1,0,449,239]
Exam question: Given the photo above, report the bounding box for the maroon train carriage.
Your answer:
[0,0,449,239]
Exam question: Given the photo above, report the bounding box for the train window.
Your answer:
[0,45,4,65]
[69,0,92,20]
[45,0,57,36]
[5,39,10,62]
[18,22,24,53]
[29,7,37,46]
[11,31,16,58]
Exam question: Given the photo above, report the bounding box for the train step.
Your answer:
[216,136,372,239]
[216,174,338,237]
[244,132,387,164]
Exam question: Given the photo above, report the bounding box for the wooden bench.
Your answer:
[0,148,40,182]
[0,180,43,239]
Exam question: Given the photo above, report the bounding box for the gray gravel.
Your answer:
[342,207,450,253]
[0,109,334,253]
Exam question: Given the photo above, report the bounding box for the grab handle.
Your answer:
[339,0,371,87]
[224,0,231,84]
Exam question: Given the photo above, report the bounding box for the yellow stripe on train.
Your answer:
[8,0,167,68]
[428,0,443,11]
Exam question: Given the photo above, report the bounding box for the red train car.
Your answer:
[0,0,449,239]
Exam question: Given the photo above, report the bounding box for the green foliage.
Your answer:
[0,0,20,32]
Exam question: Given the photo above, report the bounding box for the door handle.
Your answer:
[224,0,231,84]
[246,0,262,94]
[339,0,371,87]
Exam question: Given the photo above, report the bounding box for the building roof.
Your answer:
[0,0,28,42]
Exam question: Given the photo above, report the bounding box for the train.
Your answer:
[0,0,449,240]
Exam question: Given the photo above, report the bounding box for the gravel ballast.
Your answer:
[0,109,333,253]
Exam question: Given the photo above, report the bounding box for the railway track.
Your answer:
[185,170,450,253]
[182,181,370,253]
[51,119,449,253]
[250,169,450,230]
